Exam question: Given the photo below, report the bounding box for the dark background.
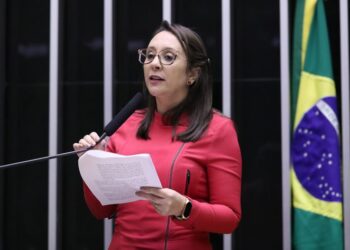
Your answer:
[0,0,342,249]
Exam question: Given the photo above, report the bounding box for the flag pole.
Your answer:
[279,0,291,249]
[339,0,350,249]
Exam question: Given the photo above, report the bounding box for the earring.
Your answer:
[187,80,194,86]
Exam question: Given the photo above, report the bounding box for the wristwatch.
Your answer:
[175,198,192,220]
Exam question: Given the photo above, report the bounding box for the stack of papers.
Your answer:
[78,150,162,205]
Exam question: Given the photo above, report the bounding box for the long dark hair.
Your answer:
[137,20,213,142]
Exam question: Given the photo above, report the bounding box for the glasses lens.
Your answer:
[160,51,176,65]
[141,49,156,64]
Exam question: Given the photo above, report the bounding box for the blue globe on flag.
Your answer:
[292,96,342,202]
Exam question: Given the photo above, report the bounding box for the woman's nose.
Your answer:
[150,55,162,69]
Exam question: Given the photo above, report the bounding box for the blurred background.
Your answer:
[0,0,348,250]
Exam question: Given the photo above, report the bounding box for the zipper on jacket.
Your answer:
[164,142,186,250]
[184,169,191,196]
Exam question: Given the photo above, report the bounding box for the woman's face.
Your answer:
[143,31,195,112]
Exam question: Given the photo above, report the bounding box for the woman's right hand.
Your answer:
[73,132,107,157]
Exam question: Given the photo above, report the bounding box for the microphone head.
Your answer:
[104,92,143,136]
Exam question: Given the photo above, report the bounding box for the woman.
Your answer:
[73,20,242,250]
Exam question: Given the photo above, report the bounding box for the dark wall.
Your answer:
[60,0,104,248]
[0,1,6,249]
[232,1,282,249]
[0,0,50,249]
[0,0,343,249]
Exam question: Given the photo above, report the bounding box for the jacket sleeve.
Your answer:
[83,182,116,219]
[172,118,242,233]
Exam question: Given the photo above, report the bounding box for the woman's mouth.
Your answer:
[149,75,164,80]
[149,75,165,84]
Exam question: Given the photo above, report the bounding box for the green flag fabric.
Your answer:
[291,0,344,250]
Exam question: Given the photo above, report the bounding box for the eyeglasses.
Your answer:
[138,48,178,65]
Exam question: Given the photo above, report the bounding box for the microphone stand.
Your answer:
[0,149,87,170]
[0,134,106,170]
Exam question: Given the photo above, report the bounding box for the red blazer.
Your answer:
[83,110,242,250]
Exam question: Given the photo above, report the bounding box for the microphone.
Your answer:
[92,92,143,145]
[0,92,144,170]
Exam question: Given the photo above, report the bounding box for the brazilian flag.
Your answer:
[291,0,344,249]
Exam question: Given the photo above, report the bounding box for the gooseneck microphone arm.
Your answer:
[0,92,143,170]
[0,148,90,169]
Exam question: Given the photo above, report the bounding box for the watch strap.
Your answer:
[175,198,192,220]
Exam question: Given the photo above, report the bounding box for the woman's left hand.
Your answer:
[135,187,187,216]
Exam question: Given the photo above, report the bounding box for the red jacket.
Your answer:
[83,110,242,249]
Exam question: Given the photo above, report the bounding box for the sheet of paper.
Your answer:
[78,150,162,205]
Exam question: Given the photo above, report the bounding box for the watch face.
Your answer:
[183,200,192,218]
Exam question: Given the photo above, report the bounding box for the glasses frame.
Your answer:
[137,48,179,66]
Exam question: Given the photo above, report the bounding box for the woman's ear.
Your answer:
[187,67,201,85]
